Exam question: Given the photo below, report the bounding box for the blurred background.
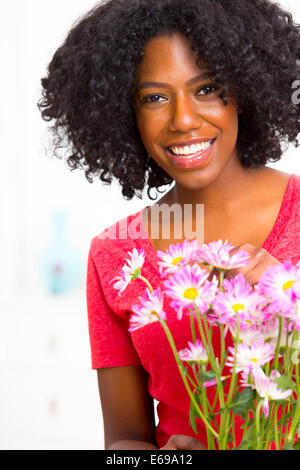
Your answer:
[0,0,299,450]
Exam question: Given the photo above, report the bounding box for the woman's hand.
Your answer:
[160,434,206,450]
[225,243,281,286]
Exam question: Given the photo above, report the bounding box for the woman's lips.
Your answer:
[165,138,217,170]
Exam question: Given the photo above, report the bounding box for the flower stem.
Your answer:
[220,317,240,449]
[263,403,275,450]
[274,406,280,450]
[138,275,154,293]
[189,312,197,344]
[159,318,220,441]
[286,389,300,445]
[273,316,283,371]
[255,400,263,450]
[226,316,240,407]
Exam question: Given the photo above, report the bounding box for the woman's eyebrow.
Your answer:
[137,71,212,90]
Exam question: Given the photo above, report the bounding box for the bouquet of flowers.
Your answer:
[112,240,300,450]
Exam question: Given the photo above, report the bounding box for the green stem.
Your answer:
[186,370,199,389]
[263,403,275,450]
[226,316,240,407]
[194,305,217,372]
[220,317,240,449]
[189,312,197,344]
[285,328,300,446]
[294,330,300,391]
[286,392,300,445]
[279,404,286,444]
[138,275,154,293]
[159,318,220,441]
[259,407,266,450]
[255,400,263,450]
[274,405,280,450]
[219,270,225,290]
[201,380,216,450]
[220,324,225,369]
[193,305,226,447]
[273,316,283,371]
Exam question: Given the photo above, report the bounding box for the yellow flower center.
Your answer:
[232,303,245,313]
[183,287,198,300]
[131,267,141,280]
[150,310,159,318]
[172,256,184,266]
[282,280,294,291]
[250,357,258,363]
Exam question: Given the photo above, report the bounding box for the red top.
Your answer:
[86,173,300,448]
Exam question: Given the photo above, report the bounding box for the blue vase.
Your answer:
[39,211,82,295]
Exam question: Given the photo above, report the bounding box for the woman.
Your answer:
[39,0,300,450]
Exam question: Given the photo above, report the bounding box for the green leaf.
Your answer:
[228,388,255,415]
[189,400,198,434]
[199,370,216,383]
[237,422,255,450]
[273,376,297,392]
[189,394,201,434]
[240,417,254,431]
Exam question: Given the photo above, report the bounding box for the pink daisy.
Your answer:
[292,278,300,301]
[211,273,267,327]
[229,323,265,346]
[283,299,300,331]
[156,239,199,277]
[189,239,250,271]
[163,263,219,320]
[178,339,208,364]
[252,368,292,418]
[129,287,166,332]
[255,260,300,315]
[225,340,275,374]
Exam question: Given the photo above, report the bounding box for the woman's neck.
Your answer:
[164,161,268,214]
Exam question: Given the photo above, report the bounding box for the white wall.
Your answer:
[0,0,299,450]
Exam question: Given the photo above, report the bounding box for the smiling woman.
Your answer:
[39,0,300,451]
[132,34,240,179]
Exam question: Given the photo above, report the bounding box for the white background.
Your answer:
[0,0,299,450]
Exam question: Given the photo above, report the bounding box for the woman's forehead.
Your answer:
[135,33,210,81]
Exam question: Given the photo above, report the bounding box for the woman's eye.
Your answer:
[196,84,219,96]
[142,94,167,104]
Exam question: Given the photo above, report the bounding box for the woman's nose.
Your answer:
[169,94,204,132]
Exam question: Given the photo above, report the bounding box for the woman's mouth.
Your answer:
[165,138,217,169]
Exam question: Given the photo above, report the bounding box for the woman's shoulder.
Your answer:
[289,172,300,194]
[261,168,299,206]
[264,171,300,264]
[89,206,149,260]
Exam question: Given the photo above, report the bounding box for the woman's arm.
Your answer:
[97,365,206,450]
[97,365,158,450]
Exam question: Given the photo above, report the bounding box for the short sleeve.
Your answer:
[86,247,142,369]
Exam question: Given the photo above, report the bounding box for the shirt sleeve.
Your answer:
[86,246,142,369]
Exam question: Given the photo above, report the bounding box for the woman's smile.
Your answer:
[164,137,217,170]
[132,33,241,189]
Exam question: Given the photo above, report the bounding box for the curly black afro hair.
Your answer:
[38,0,300,200]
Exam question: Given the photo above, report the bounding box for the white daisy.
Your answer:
[112,247,145,296]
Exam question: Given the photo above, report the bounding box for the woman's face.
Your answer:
[132,33,241,190]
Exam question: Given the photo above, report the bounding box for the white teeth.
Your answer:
[169,140,214,157]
